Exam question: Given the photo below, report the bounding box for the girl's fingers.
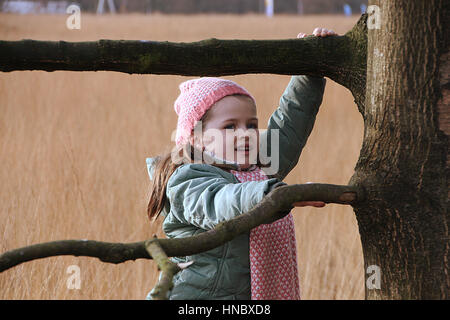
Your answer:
[312,27,338,37]
[293,201,326,207]
[313,27,322,36]
[298,28,337,39]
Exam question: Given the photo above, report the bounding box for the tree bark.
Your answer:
[349,0,449,299]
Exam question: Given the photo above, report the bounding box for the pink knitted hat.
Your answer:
[174,77,255,147]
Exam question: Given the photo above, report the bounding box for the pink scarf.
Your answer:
[229,165,301,300]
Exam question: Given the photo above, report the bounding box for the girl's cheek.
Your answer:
[203,140,217,155]
[202,133,227,158]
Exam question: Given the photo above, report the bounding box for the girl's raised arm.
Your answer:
[260,28,337,181]
[260,75,326,181]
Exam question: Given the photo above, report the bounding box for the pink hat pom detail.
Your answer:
[174,77,255,147]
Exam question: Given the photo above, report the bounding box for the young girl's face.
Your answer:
[191,94,259,169]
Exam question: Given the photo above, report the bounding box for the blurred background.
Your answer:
[0,0,366,299]
[2,0,367,15]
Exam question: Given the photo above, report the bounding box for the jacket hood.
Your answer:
[146,157,158,181]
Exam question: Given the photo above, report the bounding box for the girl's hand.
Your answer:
[297,28,337,38]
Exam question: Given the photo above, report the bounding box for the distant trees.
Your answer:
[108,0,368,14]
[1,0,368,15]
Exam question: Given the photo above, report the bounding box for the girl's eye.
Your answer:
[223,123,257,130]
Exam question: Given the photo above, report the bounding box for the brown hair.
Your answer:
[146,141,271,222]
[146,145,189,221]
[147,97,270,221]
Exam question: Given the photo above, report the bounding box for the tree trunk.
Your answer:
[350,0,449,299]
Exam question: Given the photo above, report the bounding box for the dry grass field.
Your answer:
[0,13,364,299]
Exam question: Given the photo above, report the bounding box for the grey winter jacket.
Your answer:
[145,75,326,300]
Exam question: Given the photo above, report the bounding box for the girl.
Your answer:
[146,28,336,300]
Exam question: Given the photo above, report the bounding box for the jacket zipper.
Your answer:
[209,242,228,296]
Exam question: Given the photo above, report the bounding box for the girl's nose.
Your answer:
[234,127,250,139]
[234,129,258,145]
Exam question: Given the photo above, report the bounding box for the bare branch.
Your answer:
[0,183,362,274]
[145,237,181,300]
[0,14,367,106]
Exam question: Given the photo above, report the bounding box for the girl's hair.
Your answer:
[146,147,185,221]
[147,95,269,221]
[147,141,270,221]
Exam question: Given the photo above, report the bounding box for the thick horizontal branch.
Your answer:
[0,183,363,273]
[0,15,367,105]
[0,37,353,77]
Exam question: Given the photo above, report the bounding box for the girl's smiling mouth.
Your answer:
[235,143,252,155]
[235,144,250,151]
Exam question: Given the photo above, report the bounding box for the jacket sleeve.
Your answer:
[165,163,284,231]
[260,75,326,181]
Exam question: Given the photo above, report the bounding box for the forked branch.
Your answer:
[0,183,362,273]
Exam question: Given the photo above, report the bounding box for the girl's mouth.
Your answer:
[235,145,253,162]
[235,144,250,153]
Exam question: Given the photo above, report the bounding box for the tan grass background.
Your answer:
[0,13,364,299]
